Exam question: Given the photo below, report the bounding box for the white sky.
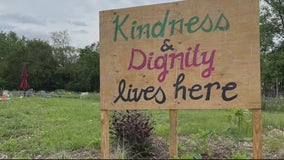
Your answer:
[0,0,179,48]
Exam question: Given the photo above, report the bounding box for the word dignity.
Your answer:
[128,43,216,82]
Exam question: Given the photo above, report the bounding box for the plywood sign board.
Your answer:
[100,0,260,110]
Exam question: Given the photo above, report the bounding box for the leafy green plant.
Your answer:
[177,139,202,159]
[226,109,252,139]
[178,129,217,158]
[193,129,216,157]
[110,110,155,159]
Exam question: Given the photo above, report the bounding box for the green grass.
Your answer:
[178,110,232,135]
[1,94,284,158]
[0,96,100,158]
[150,109,252,140]
[262,98,284,112]
[263,111,284,130]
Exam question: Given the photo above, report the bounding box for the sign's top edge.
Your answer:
[99,0,184,13]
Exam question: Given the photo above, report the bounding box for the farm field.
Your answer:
[0,93,284,159]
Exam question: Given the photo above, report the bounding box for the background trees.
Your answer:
[0,31,26,89]
[0,31,100,92]
[260,0,284,97]
[68,42,100,92]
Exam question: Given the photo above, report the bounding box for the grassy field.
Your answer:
[0,95,101,158]
[0,93,284,158]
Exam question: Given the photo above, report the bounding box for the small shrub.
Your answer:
[192,129,216,157]
[226,109,252,139]
[110,110,155,158]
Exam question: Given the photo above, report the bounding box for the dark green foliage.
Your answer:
[0,30,100,92]
[0,31,26,89]
[260,0,284,97]
[110,110,155,159]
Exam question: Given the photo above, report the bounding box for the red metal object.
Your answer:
[20,64,29,90]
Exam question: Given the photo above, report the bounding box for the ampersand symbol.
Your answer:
[160,39,174,52]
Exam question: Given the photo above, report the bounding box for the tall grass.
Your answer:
[262,98,284,130]
[263,112,284,130]
[262,98,284,112]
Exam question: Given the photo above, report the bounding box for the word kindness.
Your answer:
[113,10,230,42]
[113,73,238,104]
[128,43,215,82]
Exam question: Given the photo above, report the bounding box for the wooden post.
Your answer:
[252,109,262,159]
[169,109,178,158]
[101,110,109,159]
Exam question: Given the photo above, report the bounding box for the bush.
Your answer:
[110,110,155,158]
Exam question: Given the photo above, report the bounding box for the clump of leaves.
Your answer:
[110,110,155,159]
[226,109,252,140]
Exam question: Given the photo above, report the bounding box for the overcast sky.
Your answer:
[0,0,179,48]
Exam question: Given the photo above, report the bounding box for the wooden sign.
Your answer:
[100,0,261,110]
[100,0,262,158]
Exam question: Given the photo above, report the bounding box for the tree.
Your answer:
[78,42,100,92]
[50,30,78,67]
[50,30,80,90]
[25,39,58,90]
[0,31,26,89]
[260,0,284,54]
[260,0,284,97]
[65,42,100,92]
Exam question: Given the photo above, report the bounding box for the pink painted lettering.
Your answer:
[128,43,216,82]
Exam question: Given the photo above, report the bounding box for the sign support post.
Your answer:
[169,109,178,158]
[101,110,109,159]
[252,109,262,159]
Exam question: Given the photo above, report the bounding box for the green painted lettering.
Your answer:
[151,10,170,38]
[113,14,129,42]
[137,24,150,39]
[185,16,199,33]
[112,10,231,42]
[214,13,230,31]
[200,14,213,32]
[131,21,138,39]
[169,18,184,35]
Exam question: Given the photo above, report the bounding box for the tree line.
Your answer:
[0,30,100,92]
[0,0,283,96]
[260,0,284,97]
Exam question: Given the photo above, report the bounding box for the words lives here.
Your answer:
[112,9,238,105]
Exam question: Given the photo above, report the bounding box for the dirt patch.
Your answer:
[263,127,284,159]
[44,148,100,159]
[0,153,8,159]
